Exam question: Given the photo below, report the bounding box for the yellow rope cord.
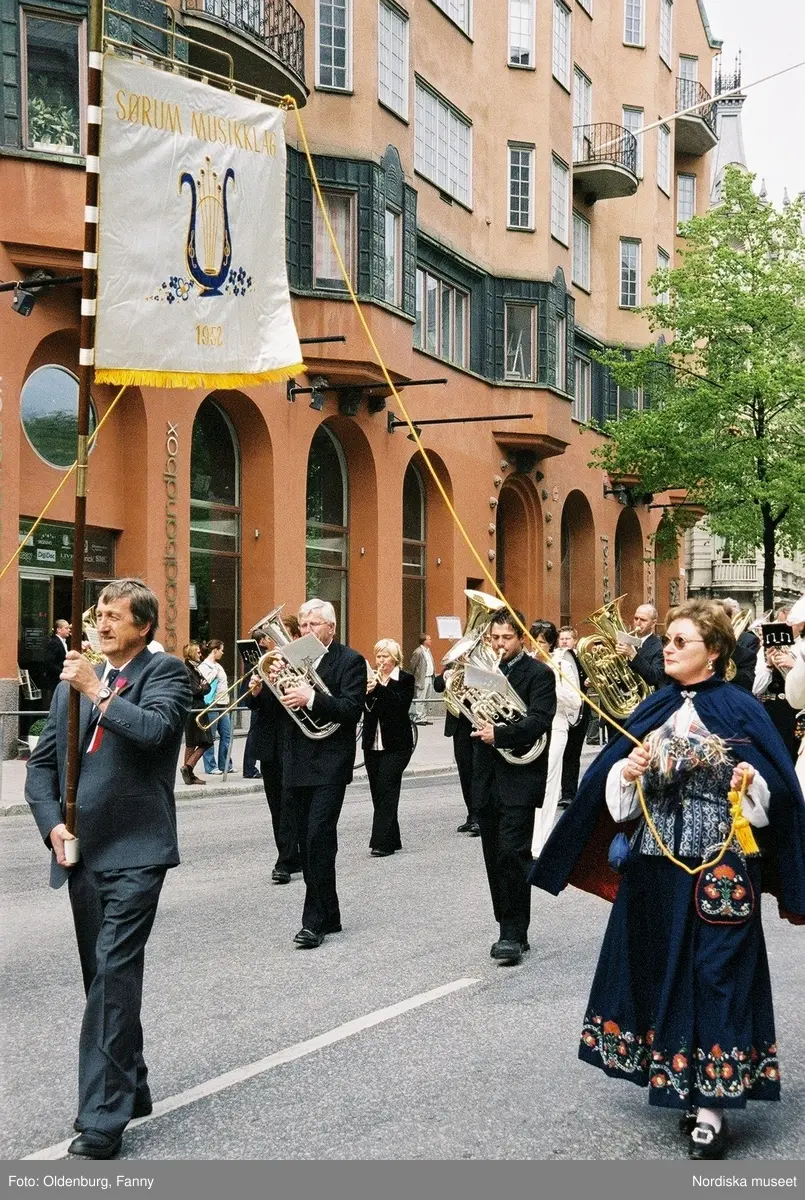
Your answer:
[0,385,128,583]
[284,96,641,750]
[634,769,749,876]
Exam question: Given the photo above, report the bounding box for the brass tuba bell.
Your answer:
[575,595,650,721]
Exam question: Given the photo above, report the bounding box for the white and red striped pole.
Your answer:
[65,0,105,836]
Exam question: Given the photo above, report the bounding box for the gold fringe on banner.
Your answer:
[94,364,305,389]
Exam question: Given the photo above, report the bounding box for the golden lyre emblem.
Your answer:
[179,156,236,296]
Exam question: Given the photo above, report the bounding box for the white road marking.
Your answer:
[23,977,480,1160]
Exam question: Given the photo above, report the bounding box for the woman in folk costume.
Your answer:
[530,600,805,1161]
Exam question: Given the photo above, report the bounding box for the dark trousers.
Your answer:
[561,715,591,800]
[261,761,301,873]
[453,720,476,818]
[243,724,259,776]
[289,783,347,933]
[477,791,535,943]
[68,863,167,1134]
[365,748,412,852]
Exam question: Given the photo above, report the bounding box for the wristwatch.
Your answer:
[94,684,114,706]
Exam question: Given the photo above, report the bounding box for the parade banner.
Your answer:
[94,55,303,388]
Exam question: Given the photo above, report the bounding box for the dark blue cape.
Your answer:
[529,677,805,923]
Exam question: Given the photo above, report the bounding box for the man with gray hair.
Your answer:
[269,598,366,948]
[25,578,191,1158]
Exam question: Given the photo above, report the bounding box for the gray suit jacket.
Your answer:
[409,646,431,689]
[25,648,192,889]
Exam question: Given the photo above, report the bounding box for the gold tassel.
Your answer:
[728,786,760,855]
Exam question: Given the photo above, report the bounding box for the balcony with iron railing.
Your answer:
[572,123,639,202]
[675,78,717,157]
[182,0,306,103]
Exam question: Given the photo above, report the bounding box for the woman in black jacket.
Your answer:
[363,639,416,856]
[181,641,214,785]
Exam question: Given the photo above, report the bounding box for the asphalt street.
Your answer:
[2,771,803,1162]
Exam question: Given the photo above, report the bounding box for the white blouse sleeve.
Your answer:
[605,760,641,823]
[742,772,771,828]
[785,646,805,710]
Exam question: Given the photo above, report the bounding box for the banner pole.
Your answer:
[65,0,104,839]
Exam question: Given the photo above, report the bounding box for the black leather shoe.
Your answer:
[490,939,524,962]
[689,1117,728,1160]
[68,1130,123,1159]
[679,1109,698,1136]
[272,868,291,884]
[456,821,473,833]
[370,848,393,857]
[467,822,481,836]
[293,927,324,948]
[75,1094,152,1133]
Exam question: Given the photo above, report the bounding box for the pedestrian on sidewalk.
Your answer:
[181,641,212,785]
[198,640,234,776]
[363,639,415,857]
[409,634,435,724]
[25,578,191,1160]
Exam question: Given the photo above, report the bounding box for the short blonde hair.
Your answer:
[374,638,402,666]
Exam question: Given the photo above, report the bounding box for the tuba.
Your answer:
[575,596,650,721]
[255,605,340,740]
[443,590,547,765]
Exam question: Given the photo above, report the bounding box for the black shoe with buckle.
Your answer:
[689,1116,728,1160]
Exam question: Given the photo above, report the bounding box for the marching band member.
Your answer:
[245,626,301,885]
[363,640,416,857]
[558,626,592,807]
[471,608,556,965]
[531,600,805,1162]
[268,599,366,949]
[614,603,668,689]
[528,620,581,858]
[433,670,480,835]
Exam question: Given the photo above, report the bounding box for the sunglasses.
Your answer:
[661,634,705,650]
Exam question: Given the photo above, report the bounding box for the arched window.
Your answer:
[402,462,426,661]
[190,398,241,665]
[306,426,348,636]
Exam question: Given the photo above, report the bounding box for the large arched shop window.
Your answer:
[306,425,348,637]
[189,398,241,670]
[402,462,426,662]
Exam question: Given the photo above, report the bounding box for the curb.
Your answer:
[0,763,459,818]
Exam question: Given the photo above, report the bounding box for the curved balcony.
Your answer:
[572,123,639,203]
[675,78,717,157]
[182,0,307,105]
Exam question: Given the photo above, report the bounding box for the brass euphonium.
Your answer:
[575,595,650,721]
[725,607,753,681]
[81,606,106,665]
[255,604,340,740]
[443,589,547,765]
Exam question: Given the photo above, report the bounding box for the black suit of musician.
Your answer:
[433,672,478,832]
[245,645,301,882]
[471,611,556,963]
[616,604,670,691]
[271,599,366,948]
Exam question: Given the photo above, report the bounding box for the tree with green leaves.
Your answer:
[590,167,805,610]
